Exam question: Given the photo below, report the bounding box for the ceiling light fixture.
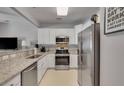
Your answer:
[56,7,68,16]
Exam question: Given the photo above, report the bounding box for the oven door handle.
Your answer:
[56,54,69,56]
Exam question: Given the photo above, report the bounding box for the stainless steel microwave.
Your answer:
[56,36,69,43]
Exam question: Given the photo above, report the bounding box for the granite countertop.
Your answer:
[0,49,34,57]
[0,49,75,85]
[0,52,49,85]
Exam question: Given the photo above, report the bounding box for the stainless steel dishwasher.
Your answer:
[21,62,37,86]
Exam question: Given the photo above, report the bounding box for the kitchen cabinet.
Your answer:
[49,30,56,44]
[3,73,21,86]
[37,53,55,83]
[37,56,46,83]
[38,29,49,44]
[68,32,76,44]
[38,28,76,45]
[70,54,78,68]
[44,54,49,71]
[48,54,55,68]
[55,29,75,44]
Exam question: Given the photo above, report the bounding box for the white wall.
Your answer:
[100,8,124,85]
[0,13,38,47]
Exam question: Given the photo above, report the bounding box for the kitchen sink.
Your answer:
[27,55,41,59]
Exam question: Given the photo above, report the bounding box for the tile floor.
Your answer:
[39,69,79,86]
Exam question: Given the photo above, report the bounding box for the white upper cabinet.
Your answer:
[55,29,75,44]
[49,30,56,44]
[38,29,49,44]
[38,28,76,45]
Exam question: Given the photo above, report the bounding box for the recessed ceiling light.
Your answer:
[56,7,68,16]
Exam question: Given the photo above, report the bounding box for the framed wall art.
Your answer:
[104,7,124,35]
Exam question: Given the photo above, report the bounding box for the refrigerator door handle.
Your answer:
[81,55,83,63]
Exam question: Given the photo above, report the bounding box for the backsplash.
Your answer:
[0,49,34,62]
[37,44,78,49]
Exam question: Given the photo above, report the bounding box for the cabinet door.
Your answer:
[37,57,46,83]
[48,54,55,68]
[69,34,75,44]
[70,54,78,68]
[3,74,21,86]
[37,62,43,83]
[45,54,50,69]
[42,56,48,75]
[38,29,44,44]
[49,31,55,44]
[44,30,49,44]
[38,29,49,44]
[37,55,50,84]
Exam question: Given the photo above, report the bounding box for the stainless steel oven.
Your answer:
[55,36,69,69]
[55,54,70,69]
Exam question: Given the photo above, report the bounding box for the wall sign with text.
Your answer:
[105,7,124,34]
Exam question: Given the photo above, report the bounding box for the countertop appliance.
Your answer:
[40,46,46,52]
[21,63,37,86]
[78,23,100,86]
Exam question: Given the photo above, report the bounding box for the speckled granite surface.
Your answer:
[0,49,34,57]
[0,52,49,85]
[0,49,76,85]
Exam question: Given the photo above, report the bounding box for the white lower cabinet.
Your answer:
[3,73,21,86]
[70,54,78,68]
[37,54,55,84]
[48,54,55,68]
[37,56,46,83]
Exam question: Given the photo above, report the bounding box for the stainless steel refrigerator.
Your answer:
[78,23,100,86]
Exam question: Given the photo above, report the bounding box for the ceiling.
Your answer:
[25,7,99,28]
[0,7,18,16]
[0,7,100,28]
